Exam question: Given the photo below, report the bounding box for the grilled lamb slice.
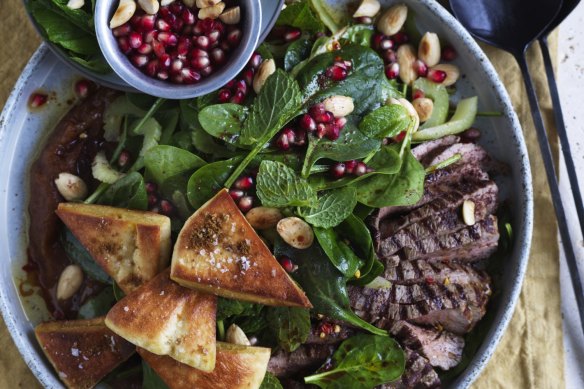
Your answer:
[305,323,355,345]
[382,259,491,287]
[378,348,441,389]
[379,215,499,262]
[412,135,461,165]
[267,344,336,379]
[390,321,464,370]
[426,143,493,172]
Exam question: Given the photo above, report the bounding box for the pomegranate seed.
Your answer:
[225,79,236,89]
[234,176,254,191]
[177,39,191,57]
[345,160,357,174]
[379,38,393,50]
[181,8,195,25]
[300,114,317,132]
[412,89,425,100]
[442,45,457,61]
[181,68,201,84]
[326,65,348,81]
[355,16,373,24]
[131,54,149,67]
[242,68,254,86]
[159,53,171,68]
[163,11,177,26]
[194,35,210,49]
[171,59,184,73]
[117,37,132,54]
[230,90,245,104]
[227,29,242,46]
[172,18,185,32]
[316,123,328,139]
[190,48,209,58]
[354,162,367,176]
[247,52,262,69]
[238,196,254,213]
[279,256,297,273]
[284,28,302,42]
[140,15,156,31]
[229,189,244,201]
[394,131,406,142]
[28,92,48,108]
[118,150,131,167]
[145,182,158,193]
[148,194,158,207]
[392,31,409,44]
[145,59,159,77]
[160,200,175,215]
[309,103,326,118]
[372,33,386,50]
[158,32,178,46]
[218,88,232,103]
[335,117,347,129]
[326,125,341,140]
[191,55,210,69]
[156,18,172,31]
[208,30,220,44]
[157,70,169,80]
[169,2,183,14]
[200,65,213,77]
[313,110,334,124]
[385,62,400,79]
[383,49,397,63]
[282,128,296,144]
[152,39,166,57]
[210,48,226,65]
[135,43,152,55]
[220,41,231,51]
[428,69,447,83]
[276,132,290,151]
[74,79,92,98]
[113,23,131,37]
[130,15,142,29]
[415,60,428,77]
[294,128,307,146]
[331,163,346,178]
[159,6,171,18]
[235,79,247,95]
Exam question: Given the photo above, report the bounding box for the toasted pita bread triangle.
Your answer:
[56,203,171,293]
[105,269,217,371]
[138,342,271,389]
[35,317,135,389]
[170,189,311,308]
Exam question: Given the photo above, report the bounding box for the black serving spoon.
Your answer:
[450,0,584,335]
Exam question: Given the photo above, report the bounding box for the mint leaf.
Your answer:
[260,372,283,389]
[198,103,248,144]
[266,306,311,352]
[299,187,357,228]
[276,0,325,33]
[359,104,411,139]
[256,161,317,208]
[239,70,302,145]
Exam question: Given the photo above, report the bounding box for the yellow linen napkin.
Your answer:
[0,2,565,388]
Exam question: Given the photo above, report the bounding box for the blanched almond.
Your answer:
[57,265,84,300]
[322,95,354,118]
[418,32,441,67]
[412,97,434,122]
[226,324,251,346]
[430,64,460,86]
[67,0,85,10]
[110,0,136,29]
[198,2,225,19]
[353,0,381,18]
[253,59,276,93]
[183,0,195,6]
[138,0,159,14]
[397,44,418,85]
[196,0,221,7]
[219,6,240,24]
[54,173,88,201]
[246,207,284,230]
[462,200,476,226]
[277,217,314,250]
[377,4,408,36]
[160,0,176,5]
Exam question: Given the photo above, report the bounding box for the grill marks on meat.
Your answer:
[267,344,336,379]
[379,348,441,389]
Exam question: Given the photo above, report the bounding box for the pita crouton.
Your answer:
[105,269,217,372]
[35,317,135,389]
[138,342,271,389]
[56,203,171,293]
[170,189,311,308]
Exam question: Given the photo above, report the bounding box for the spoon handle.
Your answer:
[539,36,584,239]
[516,53,584,334]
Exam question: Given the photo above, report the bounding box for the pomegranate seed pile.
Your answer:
[330,160,373,179]
[146,182,176,216]
[112,1,242,84]
[217,52,262,104]
[229,174,257,213]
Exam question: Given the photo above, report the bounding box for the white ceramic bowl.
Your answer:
[0,1,533,387]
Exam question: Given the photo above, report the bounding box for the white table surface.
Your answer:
[557,3,584,388]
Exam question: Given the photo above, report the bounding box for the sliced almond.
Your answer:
[277,217,314,250]
[54,173,88,202]
[353,0,381,18]
[138,0,159,15]
[246,207,284,230]
[412,97,434,123]
[198,2,225,20]
[67,0,85,10]
[462,200,476,226]
[322,95,354,118]
[430,64,460,86]
[253,59,276,94]
[196,0,221,7]
[110,0,137,29]
[377,4,408,36]
[225,324,251,346]
[397,44,418,85]
[57,265,84,300]
[219,6,240,25]
[418,32,441,67]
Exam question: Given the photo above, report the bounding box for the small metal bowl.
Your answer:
[95,0,262,99]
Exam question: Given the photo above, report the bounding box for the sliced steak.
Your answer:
[267,344,336,379]
[390,321,464,370]
[412,135,460,165]
[306,323,355,345]
[426,143,493,171]
[382,259,491,287]
[379,348,441,389]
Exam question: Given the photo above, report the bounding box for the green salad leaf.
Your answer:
[77,287,116,319]
[100,172,148,210]
[187,158,240,209]
[276,0,325,33]
[299,187,357,228]
[256,160,317,208]
[359,104,411,139]
[284,38,313,72]
[340,25,375,46]
[313,227,363,278]
[304,334,405,389]
[260,372,283,389]
[144,145,206,185]
[60,229,112,284]
[198,104,248,144]
[266,306,311,352]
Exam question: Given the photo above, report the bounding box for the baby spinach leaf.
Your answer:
[266,306,311,352]
[304,334,405,389]
[299,187,357,228]
[198,104,248,144]
[359,104,411,139]
[340,24,374,46]
[69,55,109,73]
[301,119,380,177]
[260,372,283,389]
[142,360,170,389]
[187,158,241,209]
[46,0,94,33]
[313,227,362,278]
[284,38,313,72]
[355,149,425,208]
[276,0,325,33]
[157,108,180,145]
[100,172,148,210]
[256,161,317,208]
[60,229,112,284]
[77,287,116,319]
[274,239,386,336]
[144,145,206,185]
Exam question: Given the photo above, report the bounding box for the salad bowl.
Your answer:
[0,0,533,388]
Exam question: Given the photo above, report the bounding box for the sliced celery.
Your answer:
[412,96,478,141]
[413,78,449,129]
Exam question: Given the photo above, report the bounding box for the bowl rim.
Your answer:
[1,0,534,386]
